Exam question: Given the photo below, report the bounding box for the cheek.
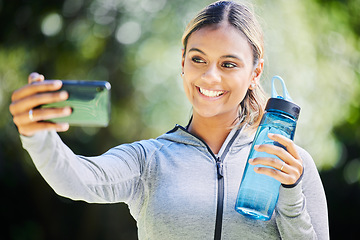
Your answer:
[231,78,251,99]
[232,89,248,105]
[182,60,199,101]
[182,77,193,102]
[239,89,250,104]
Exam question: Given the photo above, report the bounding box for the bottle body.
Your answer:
[235,110,297,220]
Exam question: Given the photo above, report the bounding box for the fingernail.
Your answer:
[59,91,68,99]
[30,72,39,80]
[268,133,275,137]
[59,123,69,131]
[64,107,72,115]
[54,80,62,87]
[249,159,254,164]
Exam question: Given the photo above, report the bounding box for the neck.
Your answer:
[188,112,239,154]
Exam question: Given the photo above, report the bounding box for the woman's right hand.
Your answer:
[9,72,72,137]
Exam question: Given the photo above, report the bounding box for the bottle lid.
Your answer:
[265,76,301,120]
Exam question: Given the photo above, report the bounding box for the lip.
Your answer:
[196,86,228,100]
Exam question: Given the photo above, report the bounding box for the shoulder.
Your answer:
[107,129,183,159]
[107,138,165,160]
[295,146,317,171]
[295,146,324,192]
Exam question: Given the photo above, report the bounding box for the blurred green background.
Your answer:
[0,0,359,239]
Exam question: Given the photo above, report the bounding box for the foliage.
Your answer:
[0,0,359,239]
[255,0,360,170]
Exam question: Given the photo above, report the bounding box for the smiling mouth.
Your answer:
[198,87,226,98]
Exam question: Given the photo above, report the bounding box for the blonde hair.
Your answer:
[182,1,267,130]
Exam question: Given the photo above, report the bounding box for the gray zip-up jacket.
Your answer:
[20,124,329,240]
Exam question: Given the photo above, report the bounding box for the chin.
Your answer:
[194,109,225,119]
[193,105,239,121]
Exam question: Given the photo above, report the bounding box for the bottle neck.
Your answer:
[266,108,297,121]
[265,98,300,120]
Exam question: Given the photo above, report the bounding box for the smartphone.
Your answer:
[41,80,111,127]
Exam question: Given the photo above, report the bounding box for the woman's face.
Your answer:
[182,23,262,121]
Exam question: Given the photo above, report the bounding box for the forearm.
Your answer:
[20,130,112,203]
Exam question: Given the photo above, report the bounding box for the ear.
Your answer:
[181,48,185,73]
[253,58,264,83]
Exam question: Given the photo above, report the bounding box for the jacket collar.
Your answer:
[162,122,255,152]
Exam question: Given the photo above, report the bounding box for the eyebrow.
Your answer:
[188,47,206,55]
[188,47,244,62]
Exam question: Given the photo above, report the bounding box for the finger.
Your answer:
[13,107,72,126]
[254,144,293,165]
[10,90,68,116]
[253,166,297,185]
[254,144,303,174]
[19,122,70,137]
[268,133,301,161]
[249,157,288,173]
[28,72,45,84]
[11,80,62,102]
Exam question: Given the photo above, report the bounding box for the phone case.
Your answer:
[41,80,111,127]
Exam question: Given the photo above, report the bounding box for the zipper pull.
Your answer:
[216,158,223,179]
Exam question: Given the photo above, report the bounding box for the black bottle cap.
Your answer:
[265,98,301,120]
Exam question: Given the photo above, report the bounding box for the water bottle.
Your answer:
[235,76,301,221]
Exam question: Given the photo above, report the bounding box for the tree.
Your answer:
[1,0,359,239]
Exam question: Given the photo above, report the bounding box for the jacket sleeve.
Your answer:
[275,147,329,240]
[20,130,146,204]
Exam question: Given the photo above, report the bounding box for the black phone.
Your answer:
[41,80,111,127]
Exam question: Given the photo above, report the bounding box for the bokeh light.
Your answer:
[41,13,63,36]
[116,21,142,45]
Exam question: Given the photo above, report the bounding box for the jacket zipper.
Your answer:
[171,125,241,240]
[214,157,224,240]
[214,129,241,240]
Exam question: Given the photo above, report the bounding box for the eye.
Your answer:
[192,57,206,64]
[222,62,237,68]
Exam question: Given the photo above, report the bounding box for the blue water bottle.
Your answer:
[235,76,301,221]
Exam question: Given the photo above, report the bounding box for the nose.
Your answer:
[201,63,221,84]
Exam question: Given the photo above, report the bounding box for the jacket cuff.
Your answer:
[20,130,59,157]
[20,131,48,148]
[277,181,305,217]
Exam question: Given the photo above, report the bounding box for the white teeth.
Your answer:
[199,88,225,97]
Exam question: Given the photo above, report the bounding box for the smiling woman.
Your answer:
[182,24,257,134]
[181,1,267,136]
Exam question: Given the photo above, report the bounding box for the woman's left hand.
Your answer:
[249,133,303,185]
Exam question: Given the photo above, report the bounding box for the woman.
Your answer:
[9,1,329,239]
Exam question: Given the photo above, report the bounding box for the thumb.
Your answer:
[28,72,45,84]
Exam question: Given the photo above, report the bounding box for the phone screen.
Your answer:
[41,80,111,127]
